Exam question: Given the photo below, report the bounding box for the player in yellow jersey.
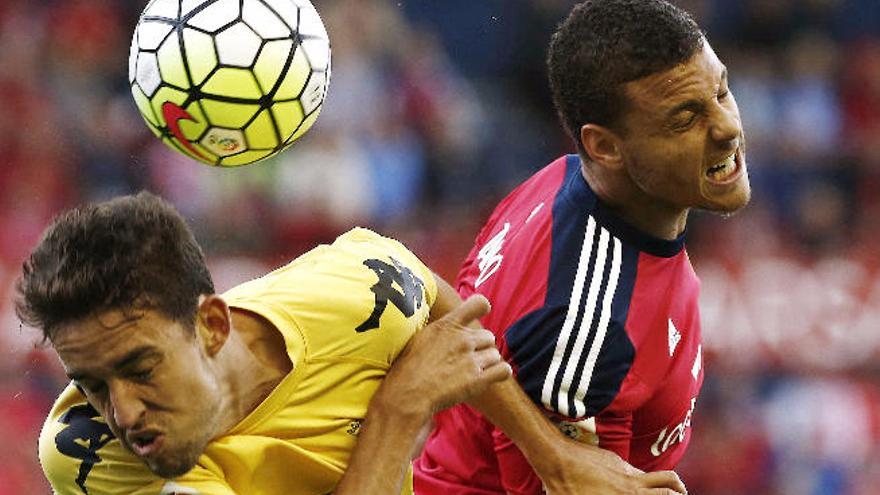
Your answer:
[18,192,685,495]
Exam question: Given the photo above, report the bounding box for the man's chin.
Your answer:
[702,187,751,215]
[147,454,199,479]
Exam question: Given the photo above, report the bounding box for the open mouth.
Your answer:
[130,432,164,457]
[705,150,740,183]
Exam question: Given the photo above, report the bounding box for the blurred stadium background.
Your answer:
[1,0,879,493]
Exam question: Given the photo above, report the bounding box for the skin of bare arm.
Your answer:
[333,293,511,495]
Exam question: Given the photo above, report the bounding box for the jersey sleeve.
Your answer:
[226,228,437,366]
[503,304,634,421]
[490,428,543,495]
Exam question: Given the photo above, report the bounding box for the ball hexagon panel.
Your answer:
[243,109,280,149]
[138,21,174,51]
[252,39,292,93]
[284,108,321,146]
[136,51,162,97]
[187,0,239,33]
[219,149,275,167]
[157,35,189,89]
[298,5,328,40]
[262,0,298,30]
[144,0,179,19]
[300,71,326,114]
[243,0,290,39]
[131,84,160,128]
[301,38,330,72]
[271,100,304,138]
[202,67,263,99]
[200,128,247,157]
[182,28,217,86]
[215,23,262,68]
[128,31,139,83]
[200,100,260,128]
[273,47,310,100]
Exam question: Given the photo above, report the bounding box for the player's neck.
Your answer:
[582,166,689,241]
[214,310,291,432]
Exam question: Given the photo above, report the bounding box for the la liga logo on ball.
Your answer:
[129,0,331,167]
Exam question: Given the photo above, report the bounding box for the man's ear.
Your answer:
[196,295,231,357]
[580,123,625,171]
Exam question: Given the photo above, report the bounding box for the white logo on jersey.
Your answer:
[525,202,545,223]
[475,222,510,288]
[691,345,702,380]
[668,319,681,357]
[650,397,697,457]
[160,482,200,494]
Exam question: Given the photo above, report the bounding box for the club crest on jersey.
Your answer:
[475,222,510,288]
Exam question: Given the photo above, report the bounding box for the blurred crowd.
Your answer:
[1,0,879,493]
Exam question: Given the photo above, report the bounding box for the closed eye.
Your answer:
[77,380,107,396]
[128,368,154,382]
[672,112,698,131]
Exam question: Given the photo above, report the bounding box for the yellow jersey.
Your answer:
[39,228,437,495]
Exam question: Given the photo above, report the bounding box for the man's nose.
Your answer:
[108,381,145,431]
[710,101,740,146]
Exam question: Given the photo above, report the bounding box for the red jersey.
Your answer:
[415,155,704,494]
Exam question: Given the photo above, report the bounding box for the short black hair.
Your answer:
[16,191,214,341]
[548,0,704,151]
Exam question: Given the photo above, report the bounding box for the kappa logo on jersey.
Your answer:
[668,319,681,357]
[55,404,114,494]
[356,257,426,332]
[650,397,697,457]
[475,222,510,288]
[160,481,201,494]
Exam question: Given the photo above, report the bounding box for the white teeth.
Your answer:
[708,153,736,180]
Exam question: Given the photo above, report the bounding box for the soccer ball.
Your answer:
[128,0,331,166]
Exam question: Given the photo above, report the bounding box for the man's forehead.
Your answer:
[64,344,163,380]
[53,309,163,374]
[624,42,725,110]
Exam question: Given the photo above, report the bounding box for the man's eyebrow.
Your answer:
[66,346,161,381]
[112,346,162,370]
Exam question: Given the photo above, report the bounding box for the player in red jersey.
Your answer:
[415,0,750,493]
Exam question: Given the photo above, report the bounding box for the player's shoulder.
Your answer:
[224,227,436,358]
[40,384,160,494]
[228,227,434,300]
[231,228,424,287]
[491,155,572,213]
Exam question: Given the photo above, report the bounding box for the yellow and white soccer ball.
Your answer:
[128,0,331,166]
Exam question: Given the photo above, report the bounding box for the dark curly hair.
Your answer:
[16,191,215,341]
[548,0,704,152]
